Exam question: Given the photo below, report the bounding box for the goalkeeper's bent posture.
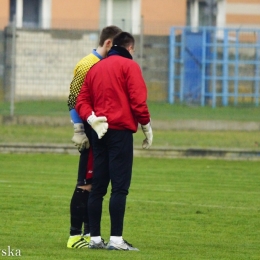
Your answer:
[66,25,122,249]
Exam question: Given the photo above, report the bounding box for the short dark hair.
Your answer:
[113,32,135,48]
[98,25,122,46]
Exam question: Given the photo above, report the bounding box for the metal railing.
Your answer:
[168,26,260,107]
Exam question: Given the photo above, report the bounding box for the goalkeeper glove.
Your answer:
[71,123,90,151]
[87,112,108,139]
[141,122,153,149]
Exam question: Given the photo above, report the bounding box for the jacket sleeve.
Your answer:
[126,62,151,125]
[67,66,88,123]
[75,75,93,122]
[68,66,87,111]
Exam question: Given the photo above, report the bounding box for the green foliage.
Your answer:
[0,154,259,259]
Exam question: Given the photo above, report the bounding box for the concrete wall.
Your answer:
[3,28,169,102]
[4,27,99,100]
[2,0,260,34]
[142,0,186,35]
[226,0,260,28]
[51,0,100,29]
[140,35,169,101]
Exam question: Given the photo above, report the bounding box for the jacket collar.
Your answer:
[107,45,133,60]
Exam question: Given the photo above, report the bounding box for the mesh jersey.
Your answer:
[67,53,101,111]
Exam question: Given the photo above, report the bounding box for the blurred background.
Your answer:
[0,0,260,155]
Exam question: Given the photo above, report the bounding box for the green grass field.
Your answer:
[1,100,260,121]
[1,100,260,150]
[1,124,260,150]
[0,154,259,259]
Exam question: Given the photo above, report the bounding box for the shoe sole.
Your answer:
[107,246,130,250]
[67,239,89,249]
[107,245,139,251]
[88,247,106,249]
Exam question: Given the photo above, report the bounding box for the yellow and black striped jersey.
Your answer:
[67,52,101,111]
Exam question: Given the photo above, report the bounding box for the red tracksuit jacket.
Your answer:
[76,51,150,133]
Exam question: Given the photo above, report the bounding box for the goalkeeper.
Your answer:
[66,25,122,249]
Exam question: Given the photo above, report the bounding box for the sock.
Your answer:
[91,236,102,243]
[70,187,90,236]
[83,194,90,235]
[110,236,123,244]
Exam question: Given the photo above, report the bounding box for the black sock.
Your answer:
[70,187,89,236]
[83,192,90,235]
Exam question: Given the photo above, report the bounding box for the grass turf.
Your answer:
[1,100,260,150]
[0,154,259,259]
[0,124,260,150]
[1,100,260,121]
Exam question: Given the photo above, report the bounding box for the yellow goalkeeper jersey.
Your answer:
[67,51,101,111]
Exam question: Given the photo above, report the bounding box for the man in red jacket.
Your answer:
[76,32,153,251]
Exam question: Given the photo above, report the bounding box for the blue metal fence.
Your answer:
[168,27,260,107]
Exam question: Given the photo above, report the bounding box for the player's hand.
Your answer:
[87,112,108,139]
[72,123,90,151]
[141,122,153,149]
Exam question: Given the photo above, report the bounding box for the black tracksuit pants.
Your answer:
[88,128,133,237]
